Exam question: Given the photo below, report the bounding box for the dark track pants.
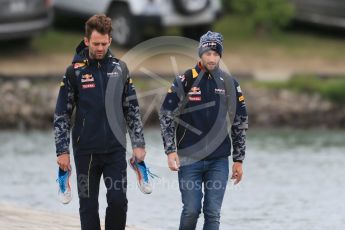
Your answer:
[74,151,127,230]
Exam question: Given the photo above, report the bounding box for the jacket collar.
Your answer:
[195,61,221,78]
[72,40,114,66]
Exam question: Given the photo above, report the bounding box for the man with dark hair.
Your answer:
[159,31,248,230]
[54,14,147,230]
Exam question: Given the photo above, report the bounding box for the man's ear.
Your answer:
[84,37,89,47]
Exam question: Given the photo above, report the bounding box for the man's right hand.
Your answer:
[57,152,71,172]
[167,152,180,171]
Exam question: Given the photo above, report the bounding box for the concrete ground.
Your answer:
[0,204,147,230]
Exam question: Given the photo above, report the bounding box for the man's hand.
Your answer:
[57,152,71,172]
[132,147,146,163]
[167,152,180,171]
[231,162,243,185]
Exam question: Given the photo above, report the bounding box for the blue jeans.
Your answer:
[178,157,229,230]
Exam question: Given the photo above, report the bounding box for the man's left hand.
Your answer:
[132,147,146,163]
[231,162,243,185]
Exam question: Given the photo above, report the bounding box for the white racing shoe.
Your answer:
[56,167,72,204]
[128,158,158,194]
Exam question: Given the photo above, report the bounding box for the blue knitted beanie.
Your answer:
[198,31,223,57]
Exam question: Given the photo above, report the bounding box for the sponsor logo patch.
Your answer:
[178,74,185,82]
[107,72,119,77]
[215,88,225,95]
[81,74,94,83]
[74,62,86,69]
[82,83,96,89]
[188,87,201,95]
[189,96,201,101]
[201,41,217,48]
[237,86,242,93]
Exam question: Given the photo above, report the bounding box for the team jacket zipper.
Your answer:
[77,117,86,144]
[205,73,212,154]
[97,61,108,152]
[177,128,187,148]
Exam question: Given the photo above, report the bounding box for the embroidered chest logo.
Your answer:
[188,87,201,101]
[81,74,94,83]
[107,64,122,77]
[188,87,201,95]
[178,74,185,82]
[74,62,86,69]
[82,83,96,89]
[107,72,119,77]
[215,88,225,95]
[81,74,95,89]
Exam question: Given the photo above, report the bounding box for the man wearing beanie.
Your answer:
[159,31,248,229]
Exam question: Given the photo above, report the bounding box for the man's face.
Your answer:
[200,50,220,71]
[84,30,112,60]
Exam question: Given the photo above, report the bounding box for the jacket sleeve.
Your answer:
[231,80,248,162]
[159,75,185,154]
[122,69,145,148]
[53,66,77,156]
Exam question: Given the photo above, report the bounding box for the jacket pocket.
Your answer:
[75,117,86,146]
[177,127,187,148]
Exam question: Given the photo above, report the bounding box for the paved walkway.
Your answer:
[0,204,146,230]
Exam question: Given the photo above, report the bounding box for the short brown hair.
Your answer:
[85,14,112,38]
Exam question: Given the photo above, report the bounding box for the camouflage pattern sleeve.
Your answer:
[54,66,77,156]
[231,80,248,162]
[122,76,145,148]
[159,76,184,154]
